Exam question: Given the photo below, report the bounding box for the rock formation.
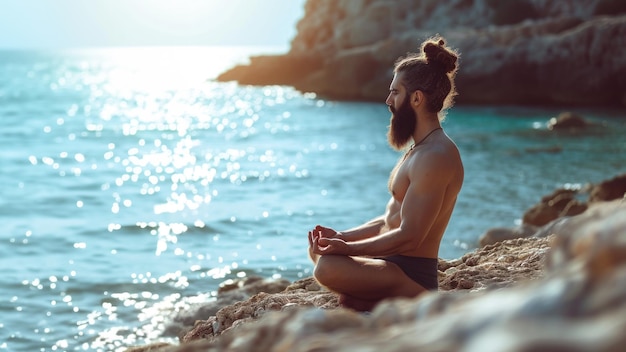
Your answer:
[217,0,626,107]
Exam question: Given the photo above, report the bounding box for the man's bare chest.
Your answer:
[389,159,412,203]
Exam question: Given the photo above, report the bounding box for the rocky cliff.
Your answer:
[217,0,626,107]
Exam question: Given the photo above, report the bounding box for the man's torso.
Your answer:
[384,133,463,257]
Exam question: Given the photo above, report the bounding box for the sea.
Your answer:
[1,46,625,351]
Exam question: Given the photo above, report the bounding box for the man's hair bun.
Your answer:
[423,38,458,74]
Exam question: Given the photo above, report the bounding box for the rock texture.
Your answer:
[161,276,293,338]
[179,278,338,342]
[217,0,626,107]
[126,198,626,352]
[443,236,550,291]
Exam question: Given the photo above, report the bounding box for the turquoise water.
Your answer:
[1,47,625,351]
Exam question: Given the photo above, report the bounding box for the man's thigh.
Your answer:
[314,254,420,299]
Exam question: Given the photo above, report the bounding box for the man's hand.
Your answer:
[309,227,351,256]
[311,225,342,239]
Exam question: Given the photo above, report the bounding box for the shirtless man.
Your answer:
[308,37,464,312]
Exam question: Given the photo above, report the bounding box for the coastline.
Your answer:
[216,0,626,107]
[126,173,626,352]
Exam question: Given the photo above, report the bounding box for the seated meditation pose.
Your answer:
[308,37,464,312]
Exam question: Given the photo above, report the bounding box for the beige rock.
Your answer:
[179,277,338,343]
[163,276,291,339]
[439,236,549,291]
[478,223,538,246]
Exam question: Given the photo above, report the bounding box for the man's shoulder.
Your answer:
[411,140,463,181]
[417,138,460,165]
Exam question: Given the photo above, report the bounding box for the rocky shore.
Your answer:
[217,0,626,107]
[126,172,626,352]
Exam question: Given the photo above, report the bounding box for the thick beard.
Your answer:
[387,97,416,150]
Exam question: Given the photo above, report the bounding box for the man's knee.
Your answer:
[313,255,343,288]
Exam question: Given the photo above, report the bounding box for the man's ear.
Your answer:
[413,90,424,106]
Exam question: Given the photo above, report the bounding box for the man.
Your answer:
[308,37,464,312]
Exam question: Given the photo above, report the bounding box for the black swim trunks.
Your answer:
[380,255,438,291]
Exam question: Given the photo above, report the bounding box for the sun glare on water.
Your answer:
[91,46,268,92]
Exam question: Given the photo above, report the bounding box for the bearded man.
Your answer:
[308,37,464,312]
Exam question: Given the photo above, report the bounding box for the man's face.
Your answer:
[387,80,416,150]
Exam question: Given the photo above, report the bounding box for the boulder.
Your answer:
[547,112,592,130]
[589,173,626,203]
[522,188,588,226]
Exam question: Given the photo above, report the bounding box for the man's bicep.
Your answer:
[399,160,449,236]
[399,182,445,241]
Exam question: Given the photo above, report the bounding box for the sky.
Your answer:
[0,0,307,49]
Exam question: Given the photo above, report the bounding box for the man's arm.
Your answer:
[340,215,387,240]
[312,215,385,242]
[312,151,451,257]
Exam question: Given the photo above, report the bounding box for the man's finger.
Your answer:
[312,236,321,254]
[318,237,331,247]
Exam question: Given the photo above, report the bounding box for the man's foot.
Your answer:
[338,294,380,312]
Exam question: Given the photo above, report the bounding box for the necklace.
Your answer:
[409,127,442,151]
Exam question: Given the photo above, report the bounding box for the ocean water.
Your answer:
[1,46,625,351]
